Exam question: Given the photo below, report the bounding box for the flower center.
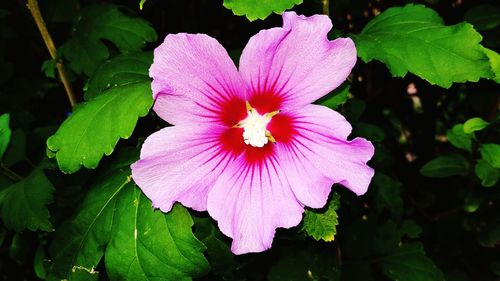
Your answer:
[236,102,279,148]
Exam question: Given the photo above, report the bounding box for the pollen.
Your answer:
[236,102,278,148]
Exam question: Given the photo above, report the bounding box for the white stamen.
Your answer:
[240,108,272,148]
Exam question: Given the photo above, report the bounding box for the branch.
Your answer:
[26,0,77,107]
[321,0,330,16]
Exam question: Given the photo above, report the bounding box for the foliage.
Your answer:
[0,0,499,281]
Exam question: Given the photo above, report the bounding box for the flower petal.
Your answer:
[131,124,230,212]
[239,12,356,108]
[207,156,303,254]
[277,104,374,202]
[150,33,247,125]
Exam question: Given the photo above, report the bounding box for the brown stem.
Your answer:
[321,0,330,16]
[26,0,77,107]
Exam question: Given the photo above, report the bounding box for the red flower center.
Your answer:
[218,91,296,164]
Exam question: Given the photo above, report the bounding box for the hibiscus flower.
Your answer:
[131,11,375,254]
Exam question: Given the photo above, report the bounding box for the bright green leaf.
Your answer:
[482,47,500,83]
[85,52,152,100]
[352,4,493,88]
[0,113,11,160]
[463,117,488,133]
[1,169,54,232]
[464,4,500,31]
[61,4,157,76]
[139,0,146,10]
[105,191,209,281]
[223,0,302,21]
[47,81,153,173]
[481,143,500,168]
[420,154,470,178]
[317,83,350,110]
[378,243,445,281]
[447,124,472,152]
[475,159,499,187]
[302,193,340,242]
[373,173,403,218]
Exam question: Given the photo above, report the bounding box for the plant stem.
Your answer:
[0,163,23,181]
[26,0,77,107]
[321,0,330,16]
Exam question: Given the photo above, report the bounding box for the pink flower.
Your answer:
[131,12,374,254]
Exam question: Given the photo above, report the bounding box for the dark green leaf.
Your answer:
[268,243,340,281]
[85,52,152,100]
[463,117,488,134]
[491,261,500,277]
[475,159,499,187]
[105,192,209,281]
[464,4,500,31]
[378,243,445,281]
[354,122,385,142]
[303,193,340,242]
[47,81,153,173]
[61,4,157,75]
[34,245,48,279]
[1,169,54,232]
[3,129,26,166]
[373,173,403,218]
[446,124,472,152]
[41,59,57,79]
[420,154,470,178]
[352,4,493,88]
[317,83,350,110]
[48,170,130,281]
[194,217,236,280]
[0,113,10,160]
[223,0,302,21]
[480,143,500,168]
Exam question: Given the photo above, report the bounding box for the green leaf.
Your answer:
[378,243,445,281]
[48,169,209,281]
[41,59,57,79]
[373,173,403,218]
[317,83,350,110]
[61,4,157,76]
[139,0,147,10]
[481,143,500,168]
[0,113,11,160]
[354,122,385,142]
[475,160,499,187]
[268,243,340,281]
[47,81,153,173]
[463,117,488,134]
[85,52,152,100]
[34,245,48,279]
[194,217,236,280]
[464,4,500,31]
[352,4,493,88]
[0,169,54,232]
[3,129,26,166]
[374,220,422,255]
[48,170,130,281]
[223,0,302,21]
[302,193,340,242]
[446,124,472,152]
[482,47,500,83]
[105,193,209,281]
[420,154,470,178]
